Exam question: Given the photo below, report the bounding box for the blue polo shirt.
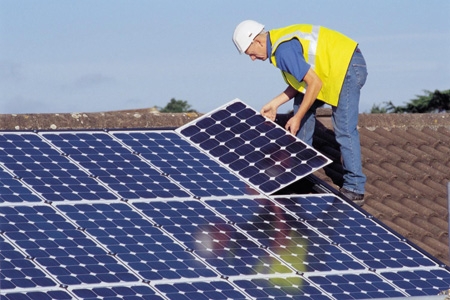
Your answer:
[267,32,311,83]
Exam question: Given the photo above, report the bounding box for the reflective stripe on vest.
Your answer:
[271,25,320,69]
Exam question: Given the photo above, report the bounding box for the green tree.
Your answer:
[370,101,398,114]
[159,98,197,113]
[370,89,450,113]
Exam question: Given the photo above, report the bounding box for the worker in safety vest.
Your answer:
[233,20,367,205]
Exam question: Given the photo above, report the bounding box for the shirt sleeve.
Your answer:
[274,39,310,82]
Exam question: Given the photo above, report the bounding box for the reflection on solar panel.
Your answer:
[1,99,449,299]
[177,100,331,194]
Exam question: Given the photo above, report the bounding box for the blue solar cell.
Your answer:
[206,197,365,273]
[177,99,331,194]
[57,202,217,281]
[0,237,56,290]
[308,272,405,299]
[0,205,139,285]
[111,130,258,197]
[272,195,440,270]
[0,168,43,203]
[0,132,118,202]
[134,200,291,277]
[381,269,450,296]
[43,131,190,199]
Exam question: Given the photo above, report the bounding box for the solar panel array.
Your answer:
[1,99,449,299]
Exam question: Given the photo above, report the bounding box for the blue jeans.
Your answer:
[293,48,367,194]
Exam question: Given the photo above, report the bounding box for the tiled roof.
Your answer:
[311,109,450,267]
[1,108,449,267]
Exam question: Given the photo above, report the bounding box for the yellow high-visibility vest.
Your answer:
[269,24,357,106]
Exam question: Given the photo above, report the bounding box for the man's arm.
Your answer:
[285,68,322,135]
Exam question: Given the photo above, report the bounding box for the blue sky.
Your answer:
[1,0,449,114]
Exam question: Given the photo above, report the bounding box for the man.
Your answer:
[232,20,367,205]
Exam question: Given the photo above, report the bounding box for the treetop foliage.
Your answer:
[159,98,197,113]
[370,89,450,114]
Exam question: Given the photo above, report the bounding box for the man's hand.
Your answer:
[285,114,301,136]
[260,103,277,121]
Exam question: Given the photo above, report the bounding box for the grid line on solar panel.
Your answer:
[110,130,258,198]
[132,199,294,278]
[271,194,441,270]
[0,204,142,286]
[55,201,219,281]
[41,131,192,200]
[176,99,331,195]
[0,132,119,202]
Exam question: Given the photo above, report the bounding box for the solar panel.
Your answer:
[56,201,217,281]
[110,130,258,197]
[1,99,450,299]
[0,205,139,286]
[41,131,192,200]
[0,132,117,202]
[0,236,56,290]
[0,167,42,203]
[3,195,448,299]
[177,99,332,194]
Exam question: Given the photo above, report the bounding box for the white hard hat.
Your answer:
[232,20,265,54]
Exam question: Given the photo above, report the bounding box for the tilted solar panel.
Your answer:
[177,99,332,194]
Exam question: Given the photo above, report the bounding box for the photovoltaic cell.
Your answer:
[0,167,42,203]
[134,200,292,277]
[380,269,450,297]
[111,131,258,197]
[272,194,439,270]
[0,236,56,290]
[306,272,405,299]
[0,132,117,201]
[0,205,139,286]
[205,197,366,273]
[57,202,217,281]
[177,99,331,194]
[42,132,190,199]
